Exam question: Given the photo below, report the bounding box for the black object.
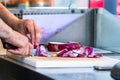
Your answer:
[3,42,17,49]
[94,66,112,71]
[0,57,53,80]
[111,62,120,80]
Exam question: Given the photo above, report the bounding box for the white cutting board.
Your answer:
[7,52,120,68]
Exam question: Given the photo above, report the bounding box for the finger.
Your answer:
[28,43,33,56]
[8,49,23,55]
[33,20,41,46]
[22,44,30,56]
[25,46,29,56]
[27,35,32,43]
[27,22,35,45]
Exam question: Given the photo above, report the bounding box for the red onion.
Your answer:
[77,54,85,58]
[77,47,85,54]
[47,42,83,52]
[87,54,103,58]
[35,45,40,56]
[85,46,94,55]
[93,54,103,58]
[33,42,103,58]
[62,51,72,57]
[87,55,95,58]
[57,49,80,58]
[68,51,78,58]
[56,46,103,58]
[56,49,69,57]
[35,45,50,57]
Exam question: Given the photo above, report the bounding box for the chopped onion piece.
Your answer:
[85,46,94,55]
[87,55,95,58]
[34,42,103,58]
[93,54,103,58]
[57,49,68,57]
[36,45,50,57]
[77,54,85,58]
[62,51,72,57]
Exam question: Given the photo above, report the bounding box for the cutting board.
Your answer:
[7,52,120,68]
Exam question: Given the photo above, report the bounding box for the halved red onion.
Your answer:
[47,42,60,52]
[47,42,83,52]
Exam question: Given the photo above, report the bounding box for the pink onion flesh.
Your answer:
[35,45,50,57]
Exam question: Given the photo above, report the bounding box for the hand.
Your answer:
[0,4,41,46]
[4,31,33,56]
[13,19,41,46]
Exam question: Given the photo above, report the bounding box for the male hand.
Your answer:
[4,31,33,56]
[13,19,41,46]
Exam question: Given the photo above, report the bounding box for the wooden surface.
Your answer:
[0,39,6,55]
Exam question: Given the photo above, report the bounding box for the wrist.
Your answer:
[0,19,14,40]
[1,29,14,41]
[8,18,21,29]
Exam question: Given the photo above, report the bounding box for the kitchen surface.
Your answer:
[0,45,120,80]
[0,0,120,80]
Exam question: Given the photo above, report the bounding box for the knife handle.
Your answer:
[3,42,18,49]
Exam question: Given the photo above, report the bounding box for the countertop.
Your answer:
[0,56,115,80]
[0,40,119,80]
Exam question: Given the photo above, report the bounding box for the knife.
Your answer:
[3,42,18,49]
[3,42,36,56]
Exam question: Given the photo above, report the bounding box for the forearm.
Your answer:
[0,3,20,28]
[0,18,13,39]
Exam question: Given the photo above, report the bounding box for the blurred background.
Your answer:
[0,0,54,8]
[0,0,119,15]
[1,0,120,53]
